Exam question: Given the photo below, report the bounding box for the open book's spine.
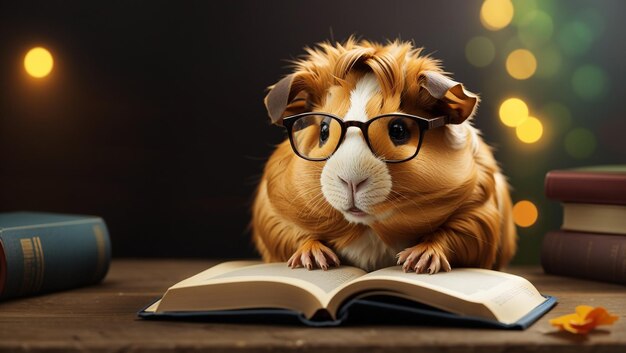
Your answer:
[541,230,626,285]
[0,217,111,300]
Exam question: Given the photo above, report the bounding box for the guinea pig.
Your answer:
[252,38,517,274]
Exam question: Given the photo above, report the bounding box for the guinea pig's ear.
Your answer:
[420,71,479,124]
[264,74,310,126]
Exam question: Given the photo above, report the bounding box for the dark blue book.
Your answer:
[137,262,556,329]
[0,212,111,300]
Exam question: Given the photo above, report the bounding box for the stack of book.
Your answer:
[541,165,626,285]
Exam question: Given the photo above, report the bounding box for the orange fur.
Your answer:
[252,38,517,271]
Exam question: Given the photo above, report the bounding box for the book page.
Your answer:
[206,263,366,299]
[155,262,366,319]
[170,260,264,289]
[361,267,516,298]
[327,266,547,324]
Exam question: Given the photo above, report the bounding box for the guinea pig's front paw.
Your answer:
[287,239,341,271]
[396,243,452,274]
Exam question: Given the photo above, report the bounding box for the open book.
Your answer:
[139,261,556,329]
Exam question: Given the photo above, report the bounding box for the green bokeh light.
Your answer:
[535,46,562,78]
[518,10,554,48]
[571,65,608,101]
[578,8,605,39]
[511,0,538,26]
[564,128,596,158]
[536,0,558,15]
[540,102,571,132]
[558,22,594,56]
[465,36,496,67]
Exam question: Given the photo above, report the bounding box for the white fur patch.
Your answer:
[467,124,481,155]
[445,124,468,150]
[339,229,399,271]
[344,74,380,123]
[320,74,392,225]
[494,172,507,215]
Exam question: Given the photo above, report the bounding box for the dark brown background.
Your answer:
[0,0,624,263]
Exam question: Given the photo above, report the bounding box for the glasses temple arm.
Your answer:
[427,115,450,129]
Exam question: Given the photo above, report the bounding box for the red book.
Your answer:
[544,165,626,205]
[541,230,626,285]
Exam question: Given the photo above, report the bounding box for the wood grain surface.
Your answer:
[0,259,625,353]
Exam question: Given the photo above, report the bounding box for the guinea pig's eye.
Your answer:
[388,118,410,145]
[319,121,330,146]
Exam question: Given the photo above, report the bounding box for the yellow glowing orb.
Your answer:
[506,49,537,80]
[499,98,529,127]
[481,0,514,31]
[516,116,543,143]
[513,200,538,227]
[24,47,54,78]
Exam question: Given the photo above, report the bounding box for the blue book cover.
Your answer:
[0,212,112,300]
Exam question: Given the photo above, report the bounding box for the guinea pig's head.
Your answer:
[264,39,480,234]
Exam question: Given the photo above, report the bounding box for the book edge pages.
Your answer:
[562,203,626,235]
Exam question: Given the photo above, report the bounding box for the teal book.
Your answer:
[0,212,111,300]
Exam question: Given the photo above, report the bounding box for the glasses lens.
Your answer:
[368,115,422,161]
[291,115,342,160]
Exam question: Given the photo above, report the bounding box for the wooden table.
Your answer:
[0,259,625,353]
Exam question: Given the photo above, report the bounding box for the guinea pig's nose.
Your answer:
[338,176,369,195]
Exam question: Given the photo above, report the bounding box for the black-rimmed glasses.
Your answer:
[282,113,449,163]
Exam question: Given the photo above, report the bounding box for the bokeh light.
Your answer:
[564,128,596,158]
[513,200,538,227]
[506,49,537,80]
[24,47,54,78]
[480,0,514,31]
[471,0,614,265]
[515,116,543,143]
[465,36,496,67]
[578,8,605,39]
[535,46,562,78]
[517,10,554,48]
[540,102,571,131]
[499,98,529,127]
[511,0,537,26]
[572,65,608,101]
[558,22,594,56]
[536,0,558,15]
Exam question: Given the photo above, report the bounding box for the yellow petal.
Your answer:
[549,313,580,326]
[585,307,619,326]
[568,319,597,334]
[575,305,595,318]
[550,306,619,334]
